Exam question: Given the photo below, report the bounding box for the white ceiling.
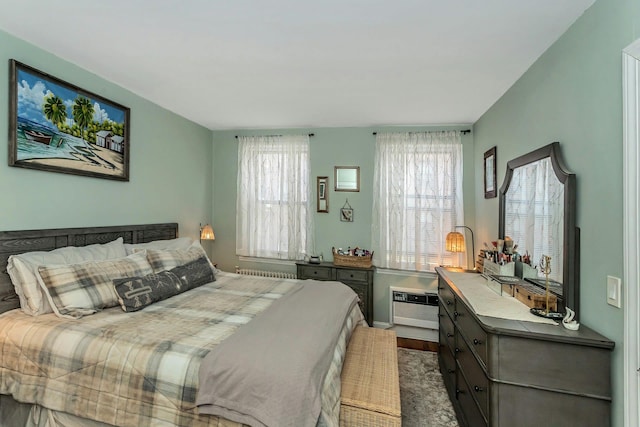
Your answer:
[0,0,594,130]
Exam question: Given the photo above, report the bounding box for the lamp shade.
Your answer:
[445,231,465,253]
[200,224,215,241]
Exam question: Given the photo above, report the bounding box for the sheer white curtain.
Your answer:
[504,157,564,281]
[372,131,464,271]
[236,135,314,260]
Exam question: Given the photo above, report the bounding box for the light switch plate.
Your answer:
[607,276,621,308]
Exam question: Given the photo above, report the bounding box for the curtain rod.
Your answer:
[235,133,315,139]
[372,129,471,136]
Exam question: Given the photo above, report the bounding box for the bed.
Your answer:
[0,223,364,427]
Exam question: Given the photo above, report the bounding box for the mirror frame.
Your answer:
[498,142,579,316]
[334,166,360,192]
[317,176,329,213]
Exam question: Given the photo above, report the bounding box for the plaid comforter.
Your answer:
[0,272,361,427]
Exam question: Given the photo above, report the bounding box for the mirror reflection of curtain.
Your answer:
[505,157,564,282]
[372,130,464,271]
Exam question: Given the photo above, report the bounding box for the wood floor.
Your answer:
[396,337,438,352]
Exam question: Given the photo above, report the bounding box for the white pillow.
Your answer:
[124,237,193,255]
[6,237,127,316]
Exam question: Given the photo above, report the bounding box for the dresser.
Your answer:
[296,261,374,325]
[436,268,614,427]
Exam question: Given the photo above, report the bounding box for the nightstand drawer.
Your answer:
[297,265,332,280]
[336,269,369,283]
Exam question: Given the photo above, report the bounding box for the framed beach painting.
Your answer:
[8,60,130,181]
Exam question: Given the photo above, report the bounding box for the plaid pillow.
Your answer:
[145,245,210,272]
[38,251,153,319]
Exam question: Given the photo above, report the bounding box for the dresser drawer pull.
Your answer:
[454,311,459,318]
[446,333,454,338]
[447,369,455,374]
[350,274,354,278]
[454,347,461,354]
[473,338,483,345]
[474,386,484,392]
[446,300,452,306]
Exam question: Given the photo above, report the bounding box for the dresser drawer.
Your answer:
[336,268,369,283]
[438,278,456,318]
[298,265,333,280]
[456,369,488,427]
[439,305,456,354]
[438,340,456,398]
[457,333,489,420]
[455,300,488,366]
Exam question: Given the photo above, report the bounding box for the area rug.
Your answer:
[398,348,459,427]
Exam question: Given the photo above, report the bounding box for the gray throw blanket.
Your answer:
[196,280,358,427]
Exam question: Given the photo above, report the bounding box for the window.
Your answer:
[236,135,314,260]
[371,131,464,271]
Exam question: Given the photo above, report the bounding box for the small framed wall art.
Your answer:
[340,199,354,222]
[484,146,497,199]
[317,176,329,213]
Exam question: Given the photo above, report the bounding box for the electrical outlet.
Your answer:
[606,276,621,308]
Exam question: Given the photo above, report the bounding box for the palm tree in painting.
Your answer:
[72,96,94,144]
[42,94,67,129]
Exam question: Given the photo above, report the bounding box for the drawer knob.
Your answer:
[473,338,483,345]
[454,347,460,353]
[456,388,465,396]
[474,386,484,392]
[446,300,452,306]
[447,369,455,374]
[454,311,459,318]
[447,333,454,338]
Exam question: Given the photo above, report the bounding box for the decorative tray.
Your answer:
[530,308,564,320]
[489,275,522,284]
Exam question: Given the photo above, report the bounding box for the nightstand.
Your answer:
[295,261,374,325]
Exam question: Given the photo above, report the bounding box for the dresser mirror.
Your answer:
[498,142,578,316]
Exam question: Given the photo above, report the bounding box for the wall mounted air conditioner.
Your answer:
[390,287,439,331]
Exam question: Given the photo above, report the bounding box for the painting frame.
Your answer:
[317,176,329,213]
[484,146,497,199]
[340,208,353,222]
[8,59,130,181]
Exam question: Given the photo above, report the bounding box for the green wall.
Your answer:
[212,126,474,323]
[0,29,213,240]
[473,0,640,424]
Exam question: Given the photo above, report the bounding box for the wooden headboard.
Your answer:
[0,223,178,313]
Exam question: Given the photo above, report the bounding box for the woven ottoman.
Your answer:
[340,326,401,427]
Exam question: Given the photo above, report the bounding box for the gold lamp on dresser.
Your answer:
[445,225,475,270]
